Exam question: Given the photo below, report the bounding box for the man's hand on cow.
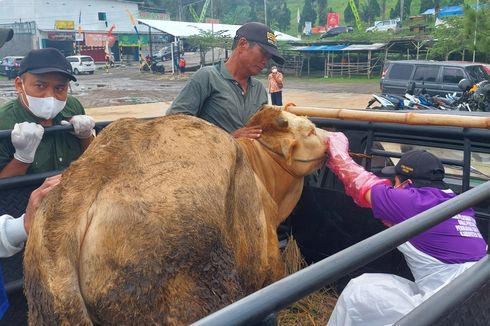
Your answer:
[232,126,262,139]
[24,174,62,234]
[61,115,95,139]
[11,122,44,164]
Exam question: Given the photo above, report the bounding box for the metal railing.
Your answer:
[193,180,490,326]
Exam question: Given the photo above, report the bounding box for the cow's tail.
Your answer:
[24,206,93,326]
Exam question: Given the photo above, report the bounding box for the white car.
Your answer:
[366,19,401,32]
[66,55,96,75]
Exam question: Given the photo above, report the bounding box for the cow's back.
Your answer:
[25,115,269,325]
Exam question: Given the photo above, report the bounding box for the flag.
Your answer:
[107,24,116,38]
[126,9,139,36]
[297,7,300,24]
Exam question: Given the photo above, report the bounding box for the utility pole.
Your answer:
[211,0,214,65]
[473,0,479,62]
[264,0,267,25]
[400,0,404,26]
[178,0,182,21]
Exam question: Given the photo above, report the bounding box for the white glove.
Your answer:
[61,115,95,139]
[11,122,44,164]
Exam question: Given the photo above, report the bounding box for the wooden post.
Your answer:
[324,51,327,77]
[348,51,351,78]
[367,50,372,79]
[307,55,310,77]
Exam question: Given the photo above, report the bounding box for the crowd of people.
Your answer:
[0,22,486,324]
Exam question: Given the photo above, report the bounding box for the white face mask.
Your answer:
[272,68,278,73]
[21,83,66,119]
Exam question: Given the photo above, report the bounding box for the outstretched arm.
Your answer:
[326,132,391,208]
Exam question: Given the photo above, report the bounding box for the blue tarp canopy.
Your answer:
[297,44,348,52]
[421,5,463,17]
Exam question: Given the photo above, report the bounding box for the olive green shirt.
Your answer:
[167,60,268,132]
[0,95,86,174]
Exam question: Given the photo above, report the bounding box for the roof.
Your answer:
[385,60,485,67]
[137,19,300,42]
[421,5,464,17]
[294,43,386,52]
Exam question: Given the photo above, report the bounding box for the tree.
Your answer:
[318,0,328,26]
[362,0,381,25]
[299,0,317,32]
[272,1,291,31]
[429,16,469,60]
[187,28,231,65]
[419,0,433,13]
[464,2,490,60]
[390,0,411,19]
[344,0,359,25]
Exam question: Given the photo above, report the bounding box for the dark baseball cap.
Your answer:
[382,150,446,188]
[235,22,285,65]
[19,48,76,81]
[0,28,13,48]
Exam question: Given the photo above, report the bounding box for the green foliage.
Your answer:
[420,0,433,12]
[344,0,359,25]
[299,0,317,32]
[429,16,468,60]
[362,0,382,24]
[464,2,490,57]
[390,0,411,19]
[318,0,328,25]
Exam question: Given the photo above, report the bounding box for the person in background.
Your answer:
[325,133,486,326]
[178,56,186,74]
[268,65,283,106]
[0,174,61,319]
[0,48,95,179]
[167,22,285,139]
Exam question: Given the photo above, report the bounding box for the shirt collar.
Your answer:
[218,60,255,87]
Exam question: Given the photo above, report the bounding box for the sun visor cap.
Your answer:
[235,22,285,65]
[19,48,77,82]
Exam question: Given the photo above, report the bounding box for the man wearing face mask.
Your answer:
[0,48,95,178]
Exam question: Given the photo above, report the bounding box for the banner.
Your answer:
[327,13,339,29]
[85,33,116,47]
[55,20,75,30]
[303,21,312,35]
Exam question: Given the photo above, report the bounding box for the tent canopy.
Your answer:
[421,5,464,17]
[137,19,300,42]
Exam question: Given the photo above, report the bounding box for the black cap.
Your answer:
[382,150,446,188]
[19,48,76,81]
[0,28,13,48]
[235,22,285,65]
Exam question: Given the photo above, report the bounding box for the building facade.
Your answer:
[0,0,168,61]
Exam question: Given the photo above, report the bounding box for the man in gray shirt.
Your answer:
[167,22,285,139]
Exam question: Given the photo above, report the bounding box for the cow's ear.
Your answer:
[275,116,289,129]
[280,138,297,165]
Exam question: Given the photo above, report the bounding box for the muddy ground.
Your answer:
[0,57,380,120]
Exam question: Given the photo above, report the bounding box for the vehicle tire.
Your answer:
[74,68,79,75]
[89,71,94,75]
[388,28,393,32]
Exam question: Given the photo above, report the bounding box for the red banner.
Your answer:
[327,13,339,29]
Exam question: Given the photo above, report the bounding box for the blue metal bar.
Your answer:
[193,181,490,326]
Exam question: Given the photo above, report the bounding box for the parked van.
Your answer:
[66,55,96,75]
[380,60,490,96]
[366,19,401,32]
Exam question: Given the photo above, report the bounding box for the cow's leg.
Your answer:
[24,208,93,325]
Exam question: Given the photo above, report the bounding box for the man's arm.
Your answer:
[0,174,61,257]
[0,159,29,178]
[326,132,391,208]
[167,78,206,116]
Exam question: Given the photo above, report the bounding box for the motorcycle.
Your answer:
[141,55,165,74]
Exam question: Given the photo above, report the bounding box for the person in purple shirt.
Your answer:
[324,132,487,326]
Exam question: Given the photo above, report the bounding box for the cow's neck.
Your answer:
[237,139,304,225]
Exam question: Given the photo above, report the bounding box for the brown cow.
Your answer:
[24,107,329,325]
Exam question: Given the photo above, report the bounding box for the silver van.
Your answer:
[380,60,490,96]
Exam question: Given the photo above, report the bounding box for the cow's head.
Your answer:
[247,107,329,176]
